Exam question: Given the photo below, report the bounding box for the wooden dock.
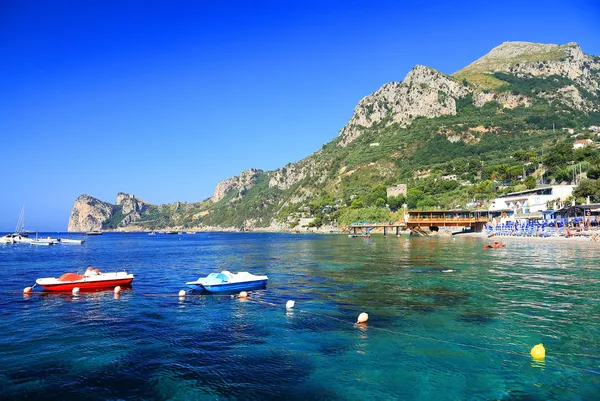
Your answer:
[349,210,489,236]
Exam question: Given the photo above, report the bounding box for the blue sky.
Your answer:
[1,0,599,231]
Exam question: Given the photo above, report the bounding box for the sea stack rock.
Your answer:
[67,194,114,232]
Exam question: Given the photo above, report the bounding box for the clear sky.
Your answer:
[1,0,599,231]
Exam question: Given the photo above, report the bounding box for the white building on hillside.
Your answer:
[489,185,575,214]
[573,139,593,149]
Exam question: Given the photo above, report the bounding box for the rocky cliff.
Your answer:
[115,193,150,226]
[337,42,600,147]
[338,65,471,147]
[67,194,115,232]
[212,168,262,202]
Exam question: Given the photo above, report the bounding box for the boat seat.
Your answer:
[58,273,84,281]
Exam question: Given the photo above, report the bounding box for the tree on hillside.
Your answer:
[587,166,600,180]
[573,179,600,202]
[543,142,573,168]
[524,175,537,189]
[387,195,406,211]
[364,185,388,207]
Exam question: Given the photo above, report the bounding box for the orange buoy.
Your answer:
[357,312,369,324]
[239,291,248,298]
[114,286,121,294]
[23,286,32,294]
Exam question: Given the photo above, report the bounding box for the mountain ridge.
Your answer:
[67,41,600,232]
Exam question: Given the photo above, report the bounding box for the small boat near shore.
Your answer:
[484,241,506,249]
[186,271,268,293]
[86,231,103,235]
[35,267,134,292]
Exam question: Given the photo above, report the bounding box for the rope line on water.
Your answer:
[12,290,600,375]
[243,298,600,376]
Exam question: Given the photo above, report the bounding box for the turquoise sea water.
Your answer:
[0,232,599,400]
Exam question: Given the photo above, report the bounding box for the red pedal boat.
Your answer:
[35,267,134,292]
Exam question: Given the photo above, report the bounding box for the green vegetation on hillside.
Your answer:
[106,51,600,231]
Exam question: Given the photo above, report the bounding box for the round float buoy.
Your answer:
[23,286,32,294]
[239,291,248,298]
[72,287,80,296]
[530,343,546,360]
[357,312,369,324]
[286,300,295,309]
[114,286,121,294]
[178,290,186,297]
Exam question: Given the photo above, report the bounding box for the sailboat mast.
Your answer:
[15,206,25,233]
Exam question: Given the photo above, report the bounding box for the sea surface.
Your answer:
[1,232,599,400]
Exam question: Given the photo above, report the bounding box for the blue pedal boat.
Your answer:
[186,271,268,293]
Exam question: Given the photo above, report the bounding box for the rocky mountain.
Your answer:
[339,65,471,147]
[67,193,151,232]
[68,195,115,232]
[212,169,262,202]
[68,41,600,232]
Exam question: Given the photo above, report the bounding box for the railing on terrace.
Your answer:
[407,217,489,223]
[350,221,404,226]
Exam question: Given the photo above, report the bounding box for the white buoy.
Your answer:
[178,290,186,297]
[72,287,80,296]
[442,269,455,273]
[286,300,295,309]
[239,291,248,298]
[114,286,121,294]
[357,312,369,324]
[23,286,32,294]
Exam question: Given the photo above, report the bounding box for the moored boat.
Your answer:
[31,240,53,246]
[60,238,85,244]
[36,267,134,292]
[35,236,60,244]
[0,234,15,244]
[86,231,103,235]
[186,271,268,293]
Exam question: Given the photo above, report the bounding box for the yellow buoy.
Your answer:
[239,291,248,298]
[530,343,546,360]
[357,312,369,324]
[23,286,32,294]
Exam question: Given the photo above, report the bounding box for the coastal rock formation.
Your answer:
[212,168,262,202]
[67,194,114,232]
[338,65,470,147]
